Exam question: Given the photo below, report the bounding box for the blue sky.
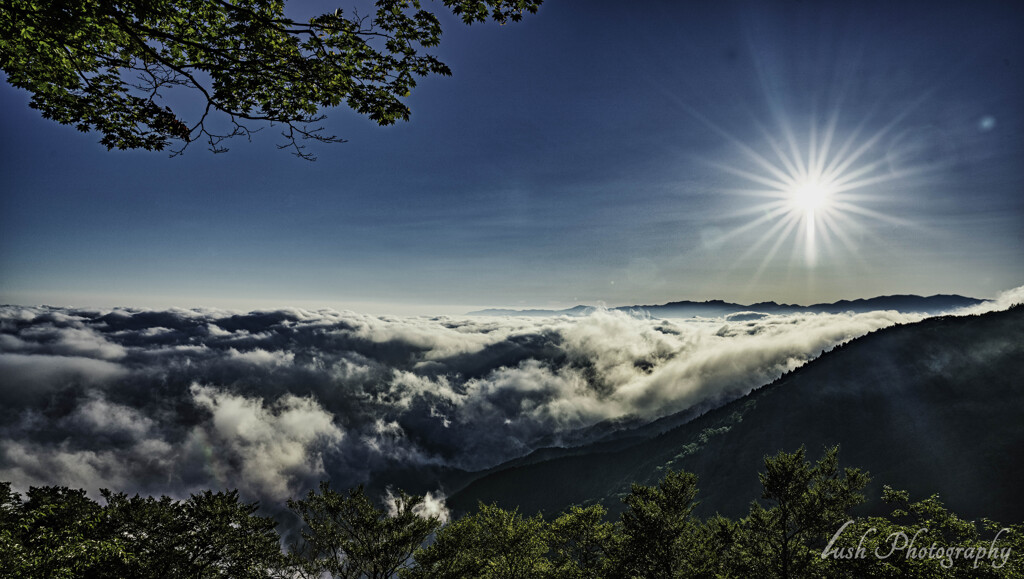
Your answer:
[1,0,1021,315]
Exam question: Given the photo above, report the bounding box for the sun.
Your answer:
[698,110,921,274]
[789,177,834,214]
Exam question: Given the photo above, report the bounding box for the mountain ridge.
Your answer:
[447,305,1024,521]
[468,294,984,317]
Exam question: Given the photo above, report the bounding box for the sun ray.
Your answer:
[829,202,913,226]
[832,165,933,193]
[783,122,807,177]
[818,212,857,253]
[816,214,837,256]
[740,211,802,263]
[720,188,792,200]
[700,159,794,191]
[743,214,804,291]
[704,103,928,273]
[755,121,803,178]
[782,215,811,271]
[714,204,794,244]
[828,158,889,188]
[815,108,841,177]
[807,120,818,179]
[821,116,871,179]
[664,47,933,275]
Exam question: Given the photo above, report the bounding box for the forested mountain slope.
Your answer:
[450,306,1024,521]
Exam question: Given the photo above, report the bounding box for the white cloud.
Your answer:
[189,384,344,499]
[226,347,295,367]
[0,396,176,497]
[0,441,134,492]
[953,286,1024,315]
[3,295,1017,504]
[0,353,128,394]
[385,487,450,524]
[415,491,451,524]
[16,325,127,359]
[342,313,515,361]
[65,394,157,439]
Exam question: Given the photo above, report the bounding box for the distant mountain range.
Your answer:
[447,305,1024,522]
[467,294,984,318]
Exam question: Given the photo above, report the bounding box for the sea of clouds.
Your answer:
[2,288,1020,509]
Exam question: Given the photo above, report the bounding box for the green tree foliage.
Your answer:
[287,482,441,578]
[2,447,1020,578]
[731,445,870,579]
[0,485,131,578]
[406,502,550,578]
[0,0,542,159]
[98,489,283,578]
[695,514,742,578]
[821,486,1024,578]
[0,484,280,578]
[610,469,706,578]
[0,483,19,573]
[547,504,615,578]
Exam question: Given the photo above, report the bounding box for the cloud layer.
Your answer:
[0,301,963,505]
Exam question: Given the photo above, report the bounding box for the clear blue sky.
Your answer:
[1,0,1021,315]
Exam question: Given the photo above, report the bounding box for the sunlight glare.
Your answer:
[703,110,921,276]
[790,178,833,214]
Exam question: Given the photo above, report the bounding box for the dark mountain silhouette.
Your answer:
[468,294,984,318]
[467,305,599,317]
[447,305,1024,522]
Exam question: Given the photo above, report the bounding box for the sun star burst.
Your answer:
[702,110,924,276]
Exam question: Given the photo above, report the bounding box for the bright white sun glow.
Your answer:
[700,109,925,276]
[790,178,834,213]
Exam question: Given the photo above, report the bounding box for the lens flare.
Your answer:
[699,109,928,278]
